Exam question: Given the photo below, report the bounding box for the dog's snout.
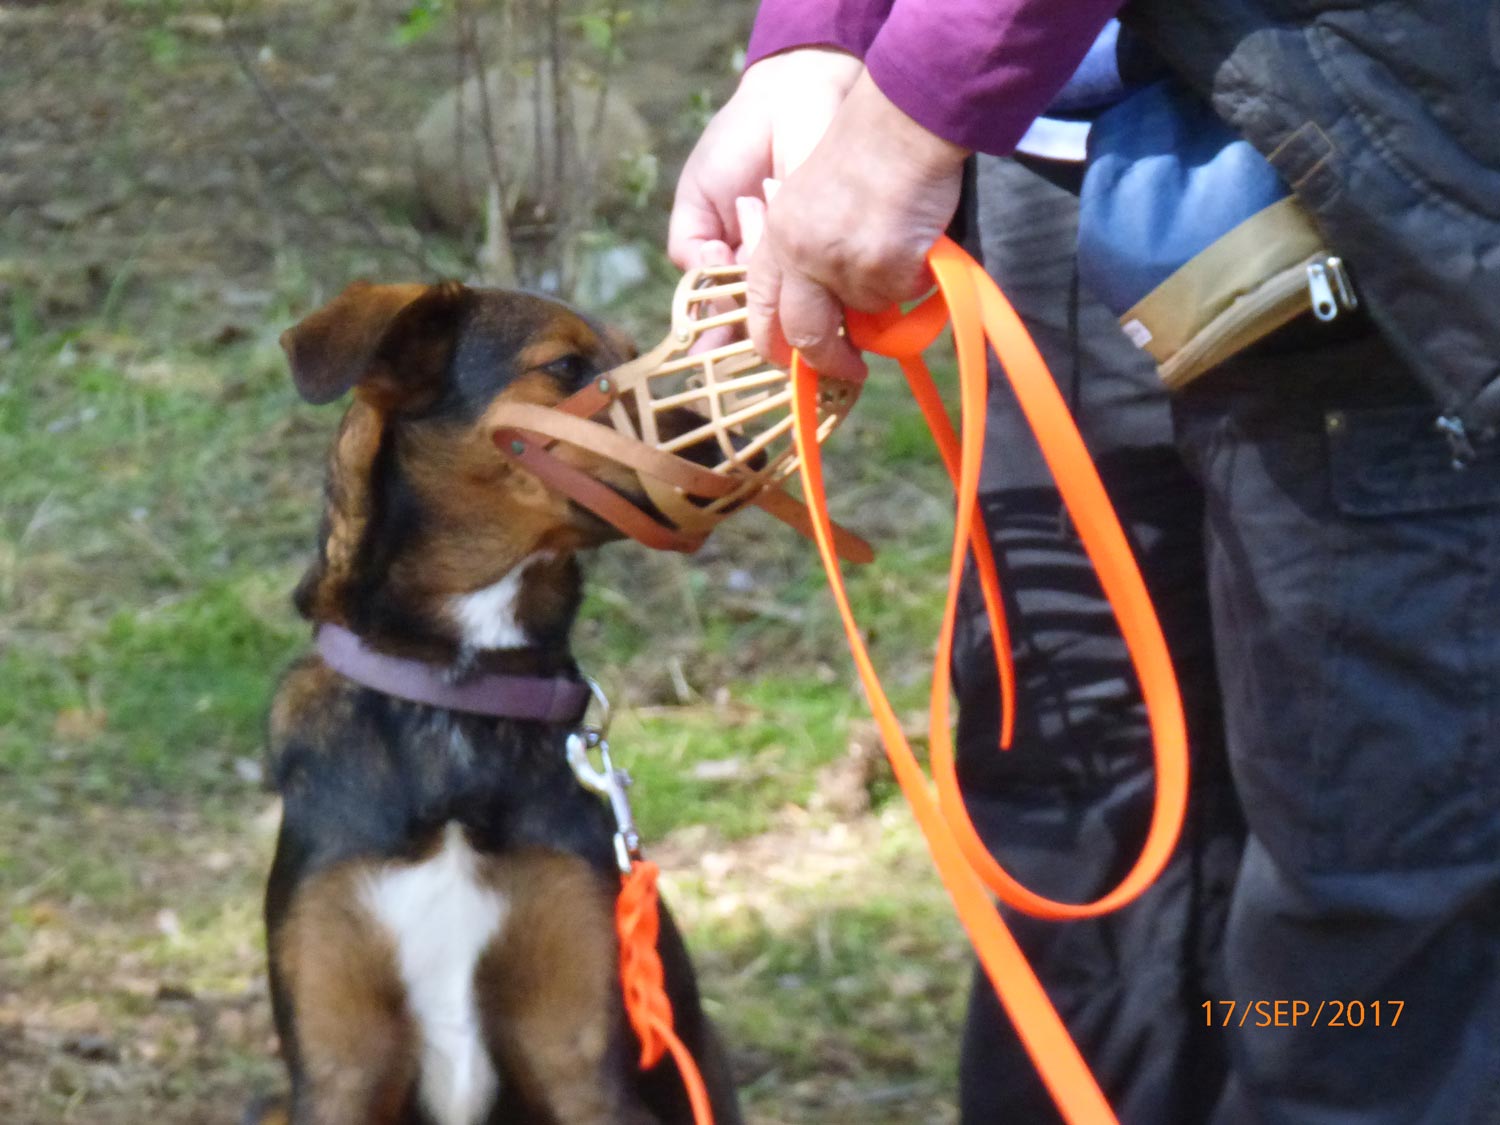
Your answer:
[656,407,769,474]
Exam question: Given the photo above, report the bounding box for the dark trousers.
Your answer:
[955,155,1243,1124]
[956,155,1500,1123]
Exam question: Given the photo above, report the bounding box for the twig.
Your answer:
[667,654,699,705]
[456,0,518,285]
[546,0,578,293]
[218,1,434,276]
[719,594,808,625]
[452,0,473,226]
[666,553,705,637]
[579,0,624,214]
[118,517,195,587]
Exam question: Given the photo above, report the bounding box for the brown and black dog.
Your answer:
[251,280,742,1125]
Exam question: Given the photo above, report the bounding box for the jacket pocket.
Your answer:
[1327,404,1500,516]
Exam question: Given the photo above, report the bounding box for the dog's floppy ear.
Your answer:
[280,280,471,407]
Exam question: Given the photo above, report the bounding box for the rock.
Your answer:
[38,198,100,229]
[412,63,652,232]
[155,983,196,1004]
[809,725,888,818]
[61,1033,118,1062]
[155,908,183,942]
[576,242,651,307]
[37,182,126,229]
[689,756,753,783]
[166,13,225,39]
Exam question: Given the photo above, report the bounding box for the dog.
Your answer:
[250,279,743,1125]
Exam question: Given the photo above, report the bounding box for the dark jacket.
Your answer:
[1123,0,1500,434]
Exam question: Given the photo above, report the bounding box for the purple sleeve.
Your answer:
[745,0,894,65]
[863,0,1127,154]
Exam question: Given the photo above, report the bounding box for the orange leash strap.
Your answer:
[617,860,716,1125]
[792,236,1191,1124]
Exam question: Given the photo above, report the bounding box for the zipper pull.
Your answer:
[1307,261,1338,322]
[1434,414,1476,471]
[1327,257,1358,310]
[1307,256,1358,323]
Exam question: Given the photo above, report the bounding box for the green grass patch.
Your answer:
[0,577,303,799]
[1,319,316,803]
[618,677,863,841]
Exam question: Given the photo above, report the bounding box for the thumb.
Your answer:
[668,183,738,271]
[734,196,768,263]
[779,272,866,384]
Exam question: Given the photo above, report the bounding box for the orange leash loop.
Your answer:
[850,296,1017,747]
[617,861,716,1125]
[793,235,1191,1125]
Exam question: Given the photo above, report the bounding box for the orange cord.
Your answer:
[612,236,1189,1125]
[617,860,716,1125]
[788,236,1192,1124]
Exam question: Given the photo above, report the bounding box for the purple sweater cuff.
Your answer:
[838,0,1124,156]
[745,0,893,67]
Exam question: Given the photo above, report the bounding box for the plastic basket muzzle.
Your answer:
[490,265,873,561]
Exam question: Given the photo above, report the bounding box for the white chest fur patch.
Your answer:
[447,551,553,651]
[363,823,506,1125]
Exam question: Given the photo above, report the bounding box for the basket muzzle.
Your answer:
[490,265,873,562]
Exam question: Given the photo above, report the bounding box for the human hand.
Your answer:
[668,48,863,271]
[747,71,969,381]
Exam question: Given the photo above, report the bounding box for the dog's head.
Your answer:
[281,280,658,660]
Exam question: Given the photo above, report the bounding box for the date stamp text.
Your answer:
[1203,1000,1403,1028]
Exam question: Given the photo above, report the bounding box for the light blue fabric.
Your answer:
[1047,19,1125,113]
[1077,81,1294,317]
[1017,20,1125,163]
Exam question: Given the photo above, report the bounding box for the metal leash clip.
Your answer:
[565,678,642,873]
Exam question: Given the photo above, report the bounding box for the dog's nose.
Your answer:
[656,407,770,476]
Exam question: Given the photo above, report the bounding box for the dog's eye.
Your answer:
[539,354,592,385]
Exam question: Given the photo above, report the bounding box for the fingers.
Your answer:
[697,240,734,267]
[668,179,738,271]
[746,239,867,383]
[779,272,866,382]
[746,239,784,366]
[734,196,767,262]
[686,240,738,355]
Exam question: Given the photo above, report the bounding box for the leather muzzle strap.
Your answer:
[498,429,709,553]
[493,406,875,562]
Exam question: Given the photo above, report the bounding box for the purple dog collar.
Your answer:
[315,624,591,724]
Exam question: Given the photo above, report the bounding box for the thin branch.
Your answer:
[550,0,629,299]
[546,0,580,294]
[579,0,624,212]
[451,1,472,225]
[456,0,518,285]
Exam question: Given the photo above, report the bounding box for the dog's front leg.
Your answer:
[273,865,420,1125]
[478,850,660,1125]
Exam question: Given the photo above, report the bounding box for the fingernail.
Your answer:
[699,240,732,267]
[735,197,766,260]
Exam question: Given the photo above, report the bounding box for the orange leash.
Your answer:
[791,236,1191,1124]
[617,860,716,1125]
